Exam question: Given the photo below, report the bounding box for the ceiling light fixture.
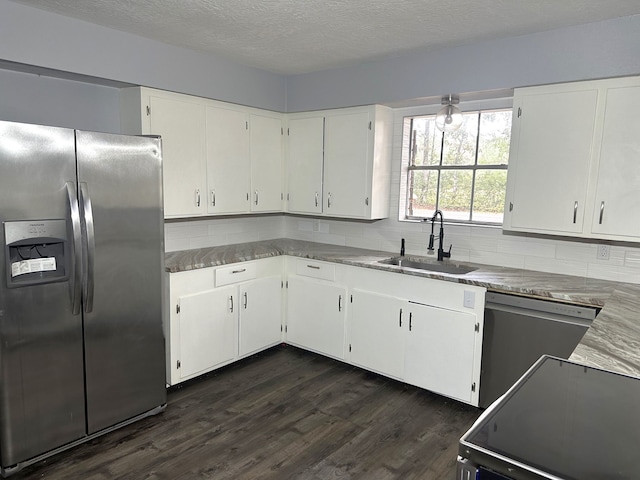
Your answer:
[435,94,463,132]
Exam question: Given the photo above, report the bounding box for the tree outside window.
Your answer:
[406,110,511,224]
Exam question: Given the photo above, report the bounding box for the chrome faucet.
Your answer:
[427,210,451,261]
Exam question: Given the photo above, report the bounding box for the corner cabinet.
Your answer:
[504,76,640,242]
[120,87,284,218]
[285,259,347,360]
[285,105,393,220]
[165,257,283,386]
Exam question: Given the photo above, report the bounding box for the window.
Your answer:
[403,109,512,224]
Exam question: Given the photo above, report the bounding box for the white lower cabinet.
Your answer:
[167,254,485,405]
[286,275,347,360]
[239,276,283,357]
[404,302,479,404]
[166,258,283,386]
[349,289,406,379]
[178,285,237,379]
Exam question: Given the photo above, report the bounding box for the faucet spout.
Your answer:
[427,210,451,261]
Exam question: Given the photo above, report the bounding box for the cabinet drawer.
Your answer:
[215,262,257,286]
[295,259,335,281]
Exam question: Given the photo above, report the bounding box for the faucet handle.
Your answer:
[443,244,452,259]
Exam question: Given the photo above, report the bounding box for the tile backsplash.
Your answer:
[164,107,640,285]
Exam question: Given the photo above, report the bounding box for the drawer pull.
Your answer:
[307,265,320,270]
[232,268,247,274]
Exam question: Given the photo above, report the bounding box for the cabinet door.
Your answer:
[206,107,251,214]
[287,116,324,214]
[590,84,640,238]
[250,114,283,212]
[324,111,371,218]
[506,88,598,234]
[349,289,406,380]
[286,276,346,359]
[404,303,479,403]
[239,276,282,357]
[149,95,207,217]
[178,286,237,379]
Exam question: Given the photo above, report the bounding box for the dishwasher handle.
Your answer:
[485,302,594,328]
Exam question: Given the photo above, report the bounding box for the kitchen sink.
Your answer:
[378,257,477,275]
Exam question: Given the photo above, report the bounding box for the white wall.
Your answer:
[0,0,286,112]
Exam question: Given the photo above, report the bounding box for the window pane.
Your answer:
[439,170,472,221]
[477,111,512,165]
[442,113,478,166]
[472,169,507,223]
[408,169,438,217]
[411,117,442,166]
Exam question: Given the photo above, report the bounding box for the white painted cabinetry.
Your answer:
[286,105,393,219]
[250,114,284,212]
[120,87,283,218]
[206,107,251,214]
[286,115,325,215]
[345,265,485,405]
[349,289,406,379]
[166,257,283,386]
[120,90,208,218]
[285,259,347,360]
[504,76,640,242]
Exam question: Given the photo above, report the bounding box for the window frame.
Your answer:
[398,98,513,226]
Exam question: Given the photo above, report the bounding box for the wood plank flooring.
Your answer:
[15,346,480,480]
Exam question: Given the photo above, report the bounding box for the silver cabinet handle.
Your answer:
[229,295,234,313]
[599,201,605,224]
[254,190,259,206]
[315,192,319,207]
[66,182,82,315]
[232,268,246,274]
[399,308,403,327]
[573,201,578,224]
[79,182,95,314]
[327,192,332,208]
[211,190,216,207]
[338,294,342,312]
[243,291,248,309]
[196,189,201,207]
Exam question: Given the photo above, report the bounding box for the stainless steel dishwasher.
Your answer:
[479,291,600,408]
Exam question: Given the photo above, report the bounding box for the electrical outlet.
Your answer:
[597,244,610,260]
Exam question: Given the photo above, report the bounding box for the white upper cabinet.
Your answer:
[286,105,393,220]
[120,87,283,219]
[206,107,251,214]
[250,114,284,212]
[504,75,640,242]
[286,115,325,215]
[589,82,640,238]
[120,89,208,218]
[504,85,598,234]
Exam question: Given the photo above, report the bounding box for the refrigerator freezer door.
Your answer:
[75,131,166,434]
[0,121,86,466]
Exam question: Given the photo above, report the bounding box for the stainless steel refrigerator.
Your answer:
[0,120,167,475]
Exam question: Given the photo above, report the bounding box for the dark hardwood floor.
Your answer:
[16,346,480,480]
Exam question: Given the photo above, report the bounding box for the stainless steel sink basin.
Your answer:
[379,257,477,275]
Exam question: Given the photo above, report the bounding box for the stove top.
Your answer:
[459,356,640,480]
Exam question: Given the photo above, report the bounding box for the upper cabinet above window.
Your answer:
[503,76,640,242]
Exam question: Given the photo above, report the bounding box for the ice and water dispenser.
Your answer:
[3,219,69,288]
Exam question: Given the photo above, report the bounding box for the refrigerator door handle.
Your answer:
[79,182,96,313]
[66,181,83,315]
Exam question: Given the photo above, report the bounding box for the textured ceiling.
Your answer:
[9,0,640,75]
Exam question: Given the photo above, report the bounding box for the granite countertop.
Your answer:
[165,238,640,379]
